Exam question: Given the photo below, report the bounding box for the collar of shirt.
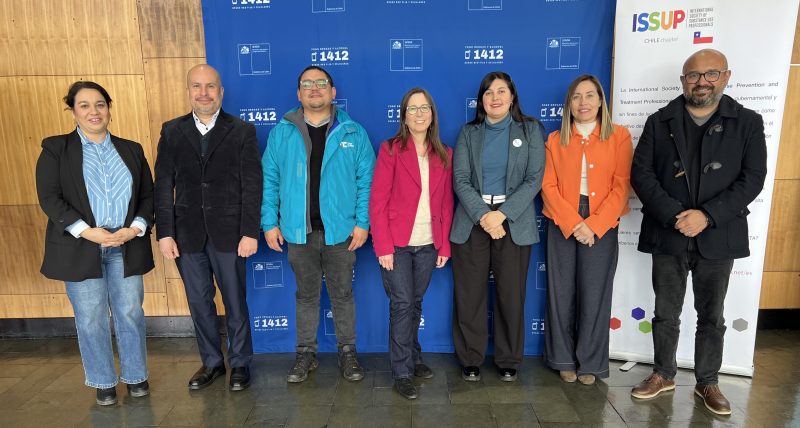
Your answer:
[193,109,221,135]
[76,126,111,149]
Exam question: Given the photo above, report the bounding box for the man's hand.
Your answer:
[264,227,284,252]
[675,209,708,237]
[158,237,180,260]
[348,226,369,251]
[238,236,258,258]
[378,254,394,271]
[572,222,596,247]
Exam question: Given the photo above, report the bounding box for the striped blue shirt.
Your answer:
[66,128,146,238]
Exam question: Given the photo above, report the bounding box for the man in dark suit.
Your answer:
[630,49,767,415]
[154,64,262,391]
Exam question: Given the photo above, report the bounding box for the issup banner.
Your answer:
[201,0,615,353]
[610,0,798,376]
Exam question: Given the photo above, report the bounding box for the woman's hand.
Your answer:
[79,227,113,245]
[480,210,506,232]
[378,254,394,271]
[435,256,449,268]
[572,222,596,247]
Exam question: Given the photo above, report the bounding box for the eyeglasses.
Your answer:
[406,104,431,115]
[300,79,330,90]
[682,70,727,84]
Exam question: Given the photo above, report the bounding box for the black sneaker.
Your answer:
[498,367,517,382]
[414,363,434,379]
[338,346,365,382]
[96,387,117,406]
[395,378,418,400]
[287,352,318,383]
[462,366,481,382]
[126,380,150,397]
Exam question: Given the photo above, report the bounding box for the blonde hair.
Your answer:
[558,75,613,146]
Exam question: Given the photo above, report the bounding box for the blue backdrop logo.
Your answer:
[530,318,545,335]
[465,98,477,122]
[239,107,279,127]
[468,0,502,11]
[464,45,505,65]
[387,104,401,123]
[332,98,348,112]
[539,102,563,124]
[386,0,426,4]
[310,47,351,66]
[546,37,580,70]
[253,315,289,332]
[252,261,284,288]
[238,43,272,75]
[390,39,423,71]
[312,0,345,13]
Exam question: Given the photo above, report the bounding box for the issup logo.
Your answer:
[312,0,345,13]
[238,43,272,75]
[632,10,686,32]
[390,39,423,71]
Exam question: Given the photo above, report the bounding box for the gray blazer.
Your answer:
[450,119,546,246]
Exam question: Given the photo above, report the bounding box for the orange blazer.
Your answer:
[542,123,632,239]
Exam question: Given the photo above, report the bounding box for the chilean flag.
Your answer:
[694,31,713,44]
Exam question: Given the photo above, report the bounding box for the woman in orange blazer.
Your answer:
[542,75,632,386]
[369,87,453,400]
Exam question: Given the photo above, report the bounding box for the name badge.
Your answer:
[512,138,522,148]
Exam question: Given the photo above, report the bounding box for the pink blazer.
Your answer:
[369,138,454,257]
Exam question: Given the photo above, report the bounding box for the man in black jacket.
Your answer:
[154,64,262,391]
[629,49,767,416]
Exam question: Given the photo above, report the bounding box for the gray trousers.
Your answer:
[287,230,357,353]
[544,197,618,378]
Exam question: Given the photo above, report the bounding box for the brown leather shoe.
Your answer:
[578,374,596,385]
[631,372,675,399]
[694,384,732,415]
[559,370,577,383]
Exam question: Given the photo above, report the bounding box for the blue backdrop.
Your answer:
[200,0,615,354]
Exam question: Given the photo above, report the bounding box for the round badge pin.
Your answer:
[512,138,522,147]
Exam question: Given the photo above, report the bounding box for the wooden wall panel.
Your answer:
[0,293,167,318]
[143,58,203,160]
[166,279,224,316]
[0,0,143,76]
[759,272,800,309]
[764,180,800,272]
[0,206,63,295]
[776,68,800,179]
[137,0,205,59]
[0,75,152,206]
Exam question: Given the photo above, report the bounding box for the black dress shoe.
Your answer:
[462,366,481,382]
[498,367,517,382]
[414,363,434,379]
[188,365,226,390]
[229,366,250,391]
[126,380,150,397]
[395,378,418,400]
[96,387,117,406]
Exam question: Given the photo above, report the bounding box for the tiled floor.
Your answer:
[0,330,797,427]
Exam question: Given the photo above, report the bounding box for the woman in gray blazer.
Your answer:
[451,71,545,382]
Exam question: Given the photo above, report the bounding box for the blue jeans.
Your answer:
[65,246,148,388]
[380,244,438,379]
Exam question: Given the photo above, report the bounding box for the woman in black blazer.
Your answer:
[35,81,154,406]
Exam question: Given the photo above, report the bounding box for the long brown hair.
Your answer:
[388,87,449,168]
[558,74,614,146]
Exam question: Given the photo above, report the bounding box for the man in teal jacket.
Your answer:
[261,66,375,384]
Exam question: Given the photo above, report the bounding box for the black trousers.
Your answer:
[452,222,531,369]
[176,238,253,368]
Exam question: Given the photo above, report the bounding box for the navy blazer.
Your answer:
[154,110,262,253]
[36,131,155,281]
[631,95,767,260]
[450,118,546,246]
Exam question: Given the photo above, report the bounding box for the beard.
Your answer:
[683,85,723,107]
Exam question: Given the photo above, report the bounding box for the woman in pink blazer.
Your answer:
[369,87,454,400]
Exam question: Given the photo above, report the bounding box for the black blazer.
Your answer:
[35,131,155,281]
[154,110,262,253]
[631,95,767,260]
